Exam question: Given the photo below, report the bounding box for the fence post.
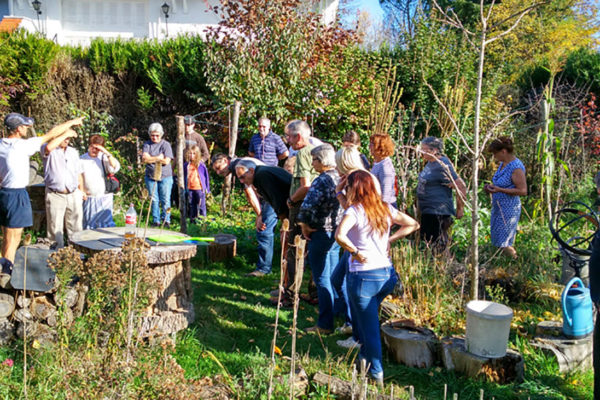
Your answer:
[176,115,187,234]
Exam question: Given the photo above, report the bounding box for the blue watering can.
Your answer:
[561,277,594,339]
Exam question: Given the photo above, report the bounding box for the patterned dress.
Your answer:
[490,158,525,247]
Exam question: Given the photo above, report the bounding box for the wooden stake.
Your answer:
[267,219,289,400]
[176,115,187,233]
[443,384,447,400]
[351,364,357,400]
[480,389,484,400]
[288,235,305,400]
[222,101,241,214]
[22,234,31,400]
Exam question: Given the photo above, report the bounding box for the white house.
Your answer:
[0,0,340,46]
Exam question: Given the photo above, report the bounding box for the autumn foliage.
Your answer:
[577,93,600,156]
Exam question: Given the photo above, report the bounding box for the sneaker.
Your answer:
[369,372,383,389]
[335,322,353,335]
[305,326,333,335]
[336,336,360,349]
[245,270,266,277]
[370,374,384,389]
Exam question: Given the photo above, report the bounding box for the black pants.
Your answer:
[420,213,453,254]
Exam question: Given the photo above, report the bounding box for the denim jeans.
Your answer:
[188,189,206,221]
[347,266,398,378]
[145,176,173,224]
[256,200,277,274]
[307,229,340,330]
[332,251,352,325]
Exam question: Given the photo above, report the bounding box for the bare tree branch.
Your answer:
[430,0,475,37]
[488,1,549,33]
[422,78,476,156]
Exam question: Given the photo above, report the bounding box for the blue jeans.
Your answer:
[307,230,340,330]
[256,201,277,274]
[145,176,173,224]
[332,251,352,325]
[188,189,206,221]
[347,266,398,378]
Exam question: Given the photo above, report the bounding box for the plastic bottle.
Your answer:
[125,203,137,239]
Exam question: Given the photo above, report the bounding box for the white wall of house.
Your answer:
[7,0,339,46]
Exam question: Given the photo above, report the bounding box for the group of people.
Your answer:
[0,113,122,262]
[143,116,211,226]
[0,110,528,383]
[209,118,528,383]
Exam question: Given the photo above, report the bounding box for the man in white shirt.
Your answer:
[42,129,86,248]
[0,113,84,268]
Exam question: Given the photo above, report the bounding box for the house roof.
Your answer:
[0,17,23,33]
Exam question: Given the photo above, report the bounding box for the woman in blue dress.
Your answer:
[484,136,527,259]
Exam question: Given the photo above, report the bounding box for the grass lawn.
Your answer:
[169,198,594,400]
[0,192,594,399]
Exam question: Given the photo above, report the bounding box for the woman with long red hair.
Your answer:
[335,170,419,385]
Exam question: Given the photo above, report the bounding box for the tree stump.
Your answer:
[532,320,593,373]
[208,234,236,262]
[70,227,197,338]
[381,320,439,368]
[441,337,524,383]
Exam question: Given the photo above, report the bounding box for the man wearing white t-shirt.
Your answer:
[0,113,84,268]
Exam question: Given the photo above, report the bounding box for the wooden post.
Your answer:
[289,235,305,400]
[136,136,141,167]
[176,115,187,234]
[222,101,241,215]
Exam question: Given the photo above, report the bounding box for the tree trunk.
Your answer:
[176,115,187,234]
[471,27,487,301]
[222,101,241,215]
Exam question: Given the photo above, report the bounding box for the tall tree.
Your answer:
[204,0,355,129]
[429,0,551,300]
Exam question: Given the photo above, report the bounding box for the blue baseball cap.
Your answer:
[4,113,34,130]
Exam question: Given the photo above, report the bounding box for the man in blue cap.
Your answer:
[0,113,84,284]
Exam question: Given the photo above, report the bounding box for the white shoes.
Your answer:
[335,322,353,335]
[336,336,360,349]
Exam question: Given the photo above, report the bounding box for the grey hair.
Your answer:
[234,159,257,175]
[148,122,164,137]
[421,136,443,153]
[285,119,311,139]
[258,117,270,126]
[311,144,336,168]
[335,145,365,175]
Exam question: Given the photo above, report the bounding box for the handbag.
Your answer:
[102,157,120,194]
